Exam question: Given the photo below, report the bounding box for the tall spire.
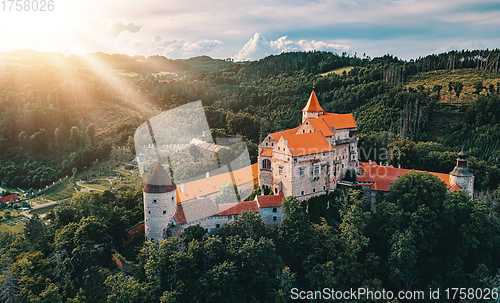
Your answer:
[302,90,324,122]
[302,90,324,113]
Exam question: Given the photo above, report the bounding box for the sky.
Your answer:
[1,0,500,61]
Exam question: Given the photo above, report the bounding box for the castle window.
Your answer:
[342,163,345,169]
[172,197,174,200]
[299,168,305,176]
[273,208,277,213]
[313,187,316,193]
[279,166,284,174]
[321,165,326,173]
[323,185,327,191]
[262,159,271,169]
[216,224,220,228]
[275,188,278,194]
[163,211,166,214]
[300,190,305,196]
[153,199,157,203]
[273,216,277,222]
[314,165,320,175]
[148,211,151,214]
[294,158,297,163]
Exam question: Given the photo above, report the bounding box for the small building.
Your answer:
[0,194,19,205]
[255,191,285,226]
[170,194,285,234]
[189,138,229,158]
[357,150,474,211]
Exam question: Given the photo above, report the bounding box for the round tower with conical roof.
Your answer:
[143,162,177,242]
[449,149,474,197]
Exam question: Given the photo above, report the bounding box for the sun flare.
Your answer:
[0,1,87,53]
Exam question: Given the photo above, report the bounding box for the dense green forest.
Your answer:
[1,49,499,191]
[1,178,500,302]
[1,49,500,301]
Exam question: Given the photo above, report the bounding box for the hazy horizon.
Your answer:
[1,0,500,61]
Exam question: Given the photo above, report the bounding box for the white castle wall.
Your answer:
[144,191,177,242]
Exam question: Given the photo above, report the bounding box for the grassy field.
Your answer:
[0,209,27,233]
[42,180,76,201]
[40,156,142,201]
[29,204,58,216]
[78,180,111,191]
[320,66,354,76]
[406,68,500,103]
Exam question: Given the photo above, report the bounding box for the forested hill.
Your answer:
[0,49,499,192]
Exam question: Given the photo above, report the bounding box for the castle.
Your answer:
[257,90,359,198]
[143,90,475,242]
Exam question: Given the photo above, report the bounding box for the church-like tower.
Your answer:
[302,90,324,122]
[449,150,474,197]
[143,162,177,242]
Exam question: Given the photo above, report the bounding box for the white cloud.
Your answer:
[134,36,224,58]
[85,19,142,38]
[233,33,350,61]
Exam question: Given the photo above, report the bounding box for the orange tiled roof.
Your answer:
[176,163,258,202]
[173,203,187,224]
[255,191,284,208]
[358,162,451,192]
[269,126,300,142]
[281,132,334,156]
[217,200,260,216]
[321,113,357,130]
[260,149,272,157]
[308,118,334,136]
[303,91,324,113]
[449,183,461,192]
[0,194,18,203]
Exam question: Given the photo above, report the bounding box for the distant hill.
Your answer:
[0,49,499,192]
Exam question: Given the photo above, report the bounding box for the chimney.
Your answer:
[285,140,288,145]
[180,184,184,193]
[206,171,210,178]
[398,164,401,169]
[368,160,372,176]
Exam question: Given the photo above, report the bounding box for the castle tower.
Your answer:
[449,149,474,197]
[302,91,324,122]
[143,162,177,242]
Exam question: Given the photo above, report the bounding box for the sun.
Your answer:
[0,1,85,54]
